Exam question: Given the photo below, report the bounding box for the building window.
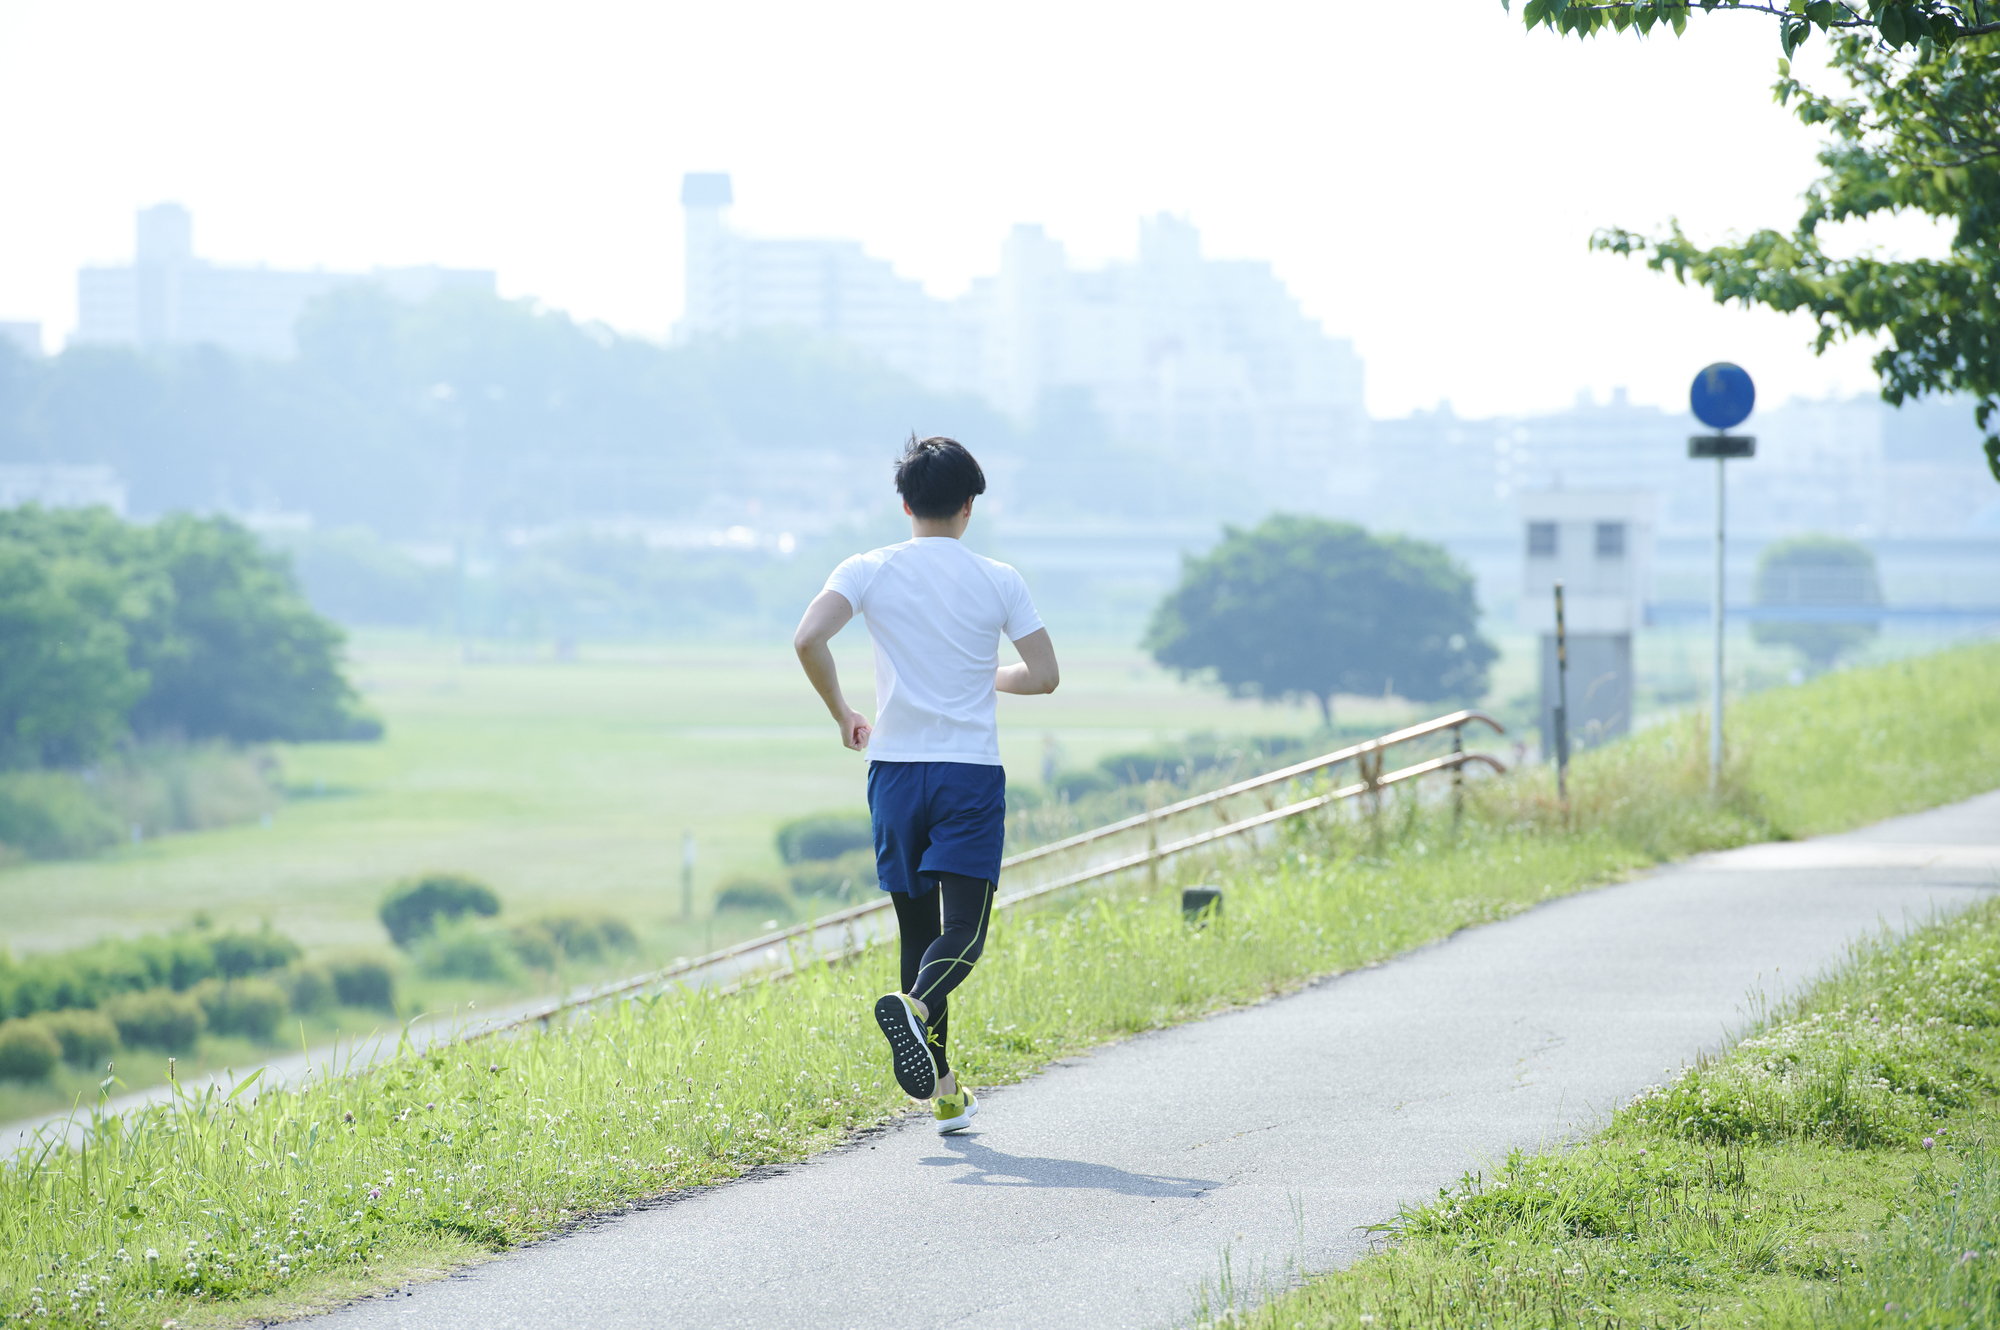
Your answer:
[1527,522,1558,557]
[1596,522,1626,558]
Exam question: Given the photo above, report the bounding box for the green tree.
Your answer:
[1144,514,1497,728]
[1510,1,2000,481]
[0,506,376,752]
[1752,533,1884,669]
[0,536,147,768]
[130,515,378,742]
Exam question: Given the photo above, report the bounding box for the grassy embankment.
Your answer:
[1,642,1995,1328]
[0,633,1352,957]
[1225,898,2000,1329]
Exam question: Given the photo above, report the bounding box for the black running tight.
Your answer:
[889,872,996,1079]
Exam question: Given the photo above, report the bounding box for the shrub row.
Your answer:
[0,925,302,1019]
[0,956,399,1082]
[414,914,638,982]
[1040,730,1313,802]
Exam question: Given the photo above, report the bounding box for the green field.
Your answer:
[2,642,1995,1328]
[0,632,1392,960]
[0,621,1973,964]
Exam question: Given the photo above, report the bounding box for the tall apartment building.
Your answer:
[75,204,497,359]
[675,173,1366,495]
[0,322,41,358]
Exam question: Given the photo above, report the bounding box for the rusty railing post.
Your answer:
[1145,788,1160,889]
[1452,723,1465,829]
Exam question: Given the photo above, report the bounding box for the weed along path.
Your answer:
[0,909,899,1160]
[306,791,2000,1330]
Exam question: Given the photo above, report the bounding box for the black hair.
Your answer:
[894,434,987,519]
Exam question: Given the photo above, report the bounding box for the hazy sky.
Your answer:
[0,0,1953,419]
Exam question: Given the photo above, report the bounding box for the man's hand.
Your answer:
[794,590,873,753]
[997,628,1060,696]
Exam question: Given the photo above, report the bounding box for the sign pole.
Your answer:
[1710,455,1725,792]
[681,829,696,922]
[1553,581,1570,813]
[1687,361,1757,799]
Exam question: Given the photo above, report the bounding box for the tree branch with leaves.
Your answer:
[1511,0,2000,481]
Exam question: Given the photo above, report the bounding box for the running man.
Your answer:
[792,435,1059,1134]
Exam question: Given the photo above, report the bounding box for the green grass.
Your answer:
[0,634,1349,960]
[1,641,1995,1329]
[1220,897,2000,1330]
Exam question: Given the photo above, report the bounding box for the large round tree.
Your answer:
[1144,514,1497,727]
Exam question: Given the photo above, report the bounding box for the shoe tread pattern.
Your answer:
[873,995,937,1099]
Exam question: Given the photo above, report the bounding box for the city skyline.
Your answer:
[0,0,1956,420]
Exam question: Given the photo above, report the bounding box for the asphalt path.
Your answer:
[305,791,1995,1329]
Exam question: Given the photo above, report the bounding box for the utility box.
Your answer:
[1520,490,1655,752]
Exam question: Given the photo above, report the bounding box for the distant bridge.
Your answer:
[1646,601,2000,624]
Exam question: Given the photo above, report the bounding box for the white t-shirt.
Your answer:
[823,537,1044,765]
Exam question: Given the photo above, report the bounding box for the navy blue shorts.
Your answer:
[868,761,1007,895]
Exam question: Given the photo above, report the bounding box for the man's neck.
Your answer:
[910,516,970,539]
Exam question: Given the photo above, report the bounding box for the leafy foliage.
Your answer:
[713,877,795,918]
[0,1020,61,1081]
[377,873,502,949]
[34,1009,119,1070]
[1511,0,2000,479]
[101,990,205,1054]
[774,812,874,864]
[0,506,377,757]
[1144,514,1497,725]
[1510,0,2000,51]
[0,925,302,1020]
[129,516,379,742]
[0,539,147,768]
[1752,533,1883,668]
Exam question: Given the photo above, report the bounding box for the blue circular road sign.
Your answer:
[1690,362,1755,430]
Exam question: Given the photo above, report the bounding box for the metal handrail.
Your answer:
[465,709,1507,1040]
[1005,709,1504,869]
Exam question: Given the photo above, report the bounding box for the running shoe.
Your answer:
[873,993,937,1099]
[933,1086,978,1134]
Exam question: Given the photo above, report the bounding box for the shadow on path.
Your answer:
[919,1135,1216,1197]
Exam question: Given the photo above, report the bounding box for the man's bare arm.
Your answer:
[793,590,871,750]
[997,628,1060,696]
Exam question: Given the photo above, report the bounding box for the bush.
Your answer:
[277,962,334,1016]
[209,926,302,978]
[0,923,306,1020]
[510,913,638,968]
[0,1019,62,1081]
[714,877,794,919]
[0,772,124,859]
[327,955,396,1012]
[507,924,558,971]
[414,920,523,983]
[192,978,288,1041]
[1051,769,1113,801]
[379,873,502,948]
[36,1009,119,1069]
[789,848,878,901]
[102,989,205,1053]
[774,813,873,865]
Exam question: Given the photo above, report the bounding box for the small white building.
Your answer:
[1519,489,1655,751]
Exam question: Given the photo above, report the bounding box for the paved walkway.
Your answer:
[298,791,1996,1329]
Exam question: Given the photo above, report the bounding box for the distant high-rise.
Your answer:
[675,173,1366,493]
[676,173,960,388]
[0,322,40,358]
[75,204,498,359]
